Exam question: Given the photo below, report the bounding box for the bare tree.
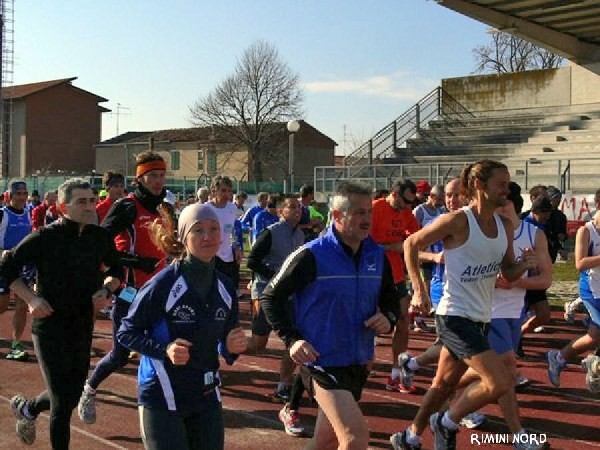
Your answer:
[189,41,304,182]
[473,29,564,74]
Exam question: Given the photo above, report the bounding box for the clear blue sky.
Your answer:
[14,0,489,154]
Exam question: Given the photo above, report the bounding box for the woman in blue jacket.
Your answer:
[118,203,247,450]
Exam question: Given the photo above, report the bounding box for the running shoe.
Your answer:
[6,342,29,361]
[11,394,36,445]
[546,350,566,387]
[398,353,415,389]
[390,430,422,449]
[582,354,600,393]
[386,376,417,394]
[270,385,291,403]
[429,412,457,450]
[459,411,486,429]
[278,405,304,437]
[515,373,531,389]
[563,301,576,324]
[78,388,97,424]
[413,317,435,333]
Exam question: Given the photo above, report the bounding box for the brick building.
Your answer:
[2,77,108,177]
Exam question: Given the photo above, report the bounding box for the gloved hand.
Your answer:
[119,253,159,274]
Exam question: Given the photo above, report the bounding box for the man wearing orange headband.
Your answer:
[78,151,168,425]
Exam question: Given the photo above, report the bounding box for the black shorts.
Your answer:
[251,299,271,336]
[436,315,490,360]
[301,364,368,402]
[251,298,294,336]
[524,289,548,309]
[0,264,36,294]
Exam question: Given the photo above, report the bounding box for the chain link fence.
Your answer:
[314,157,600,194]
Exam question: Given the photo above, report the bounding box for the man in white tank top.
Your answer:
[391,161,538,450]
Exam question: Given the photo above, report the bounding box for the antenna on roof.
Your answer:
[108,103,131,136]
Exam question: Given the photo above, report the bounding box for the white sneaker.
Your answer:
[278,405,304,436]
[459,411,486,429]
[78,388,97,424]
[582,354,600,393]
[563,301,576,324]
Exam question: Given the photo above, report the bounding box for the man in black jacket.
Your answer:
[2,178,123,449]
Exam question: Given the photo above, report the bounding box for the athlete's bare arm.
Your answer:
[404,210,468,314]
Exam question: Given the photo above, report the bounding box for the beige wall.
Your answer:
[442,63,600,114]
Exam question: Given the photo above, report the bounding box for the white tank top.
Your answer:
[580,221,600,299]
[492,221,537,319]
[436,206,507,323]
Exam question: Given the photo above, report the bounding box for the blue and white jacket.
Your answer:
[118,261,238,414]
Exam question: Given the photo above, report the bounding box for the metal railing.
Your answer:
[343,87,475,166]
[315,157,600,194]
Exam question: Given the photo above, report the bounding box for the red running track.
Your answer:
[0,298,598,449]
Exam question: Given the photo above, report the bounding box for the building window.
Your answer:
[207,149,217,173]
[171,151,180,170]
[198,149,204,171]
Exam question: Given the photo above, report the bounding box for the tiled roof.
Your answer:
[2,77,108,102]
[100,120,337,147]
[2,77,77,100]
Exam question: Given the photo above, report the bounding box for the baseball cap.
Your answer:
[416,180,431,193]
[531,197,553,213]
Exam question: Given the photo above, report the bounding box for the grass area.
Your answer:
[552,259,579,282]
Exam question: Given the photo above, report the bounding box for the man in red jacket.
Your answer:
[31,191,59,231]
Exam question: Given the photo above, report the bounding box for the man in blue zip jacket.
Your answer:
[261,181,399,450]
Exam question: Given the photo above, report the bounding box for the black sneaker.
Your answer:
[270,385,291,403]
[390,430,422,449]
[429,412,457,450]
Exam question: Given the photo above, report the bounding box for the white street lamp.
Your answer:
[287,120,300,193]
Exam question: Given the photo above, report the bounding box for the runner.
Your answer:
[245,194,305,431]
[78,151,168,424]
[30,191,59,231]
[117,202,246,450]
[241,191,269,245]
[370,178,420,393]
[261,181,399,450]
[547,188,600,389]
[3,178,123,448]
[0,180,34,361]
[412,183,445,330]
[205,176,242,289]
[391,160,537,450]
[455,182,552,449]
[96,171,126,223]
[398,178,487,430]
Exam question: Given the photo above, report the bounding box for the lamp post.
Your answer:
[287,120,300,193]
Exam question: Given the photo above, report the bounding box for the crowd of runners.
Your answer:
[0,154,598,450]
